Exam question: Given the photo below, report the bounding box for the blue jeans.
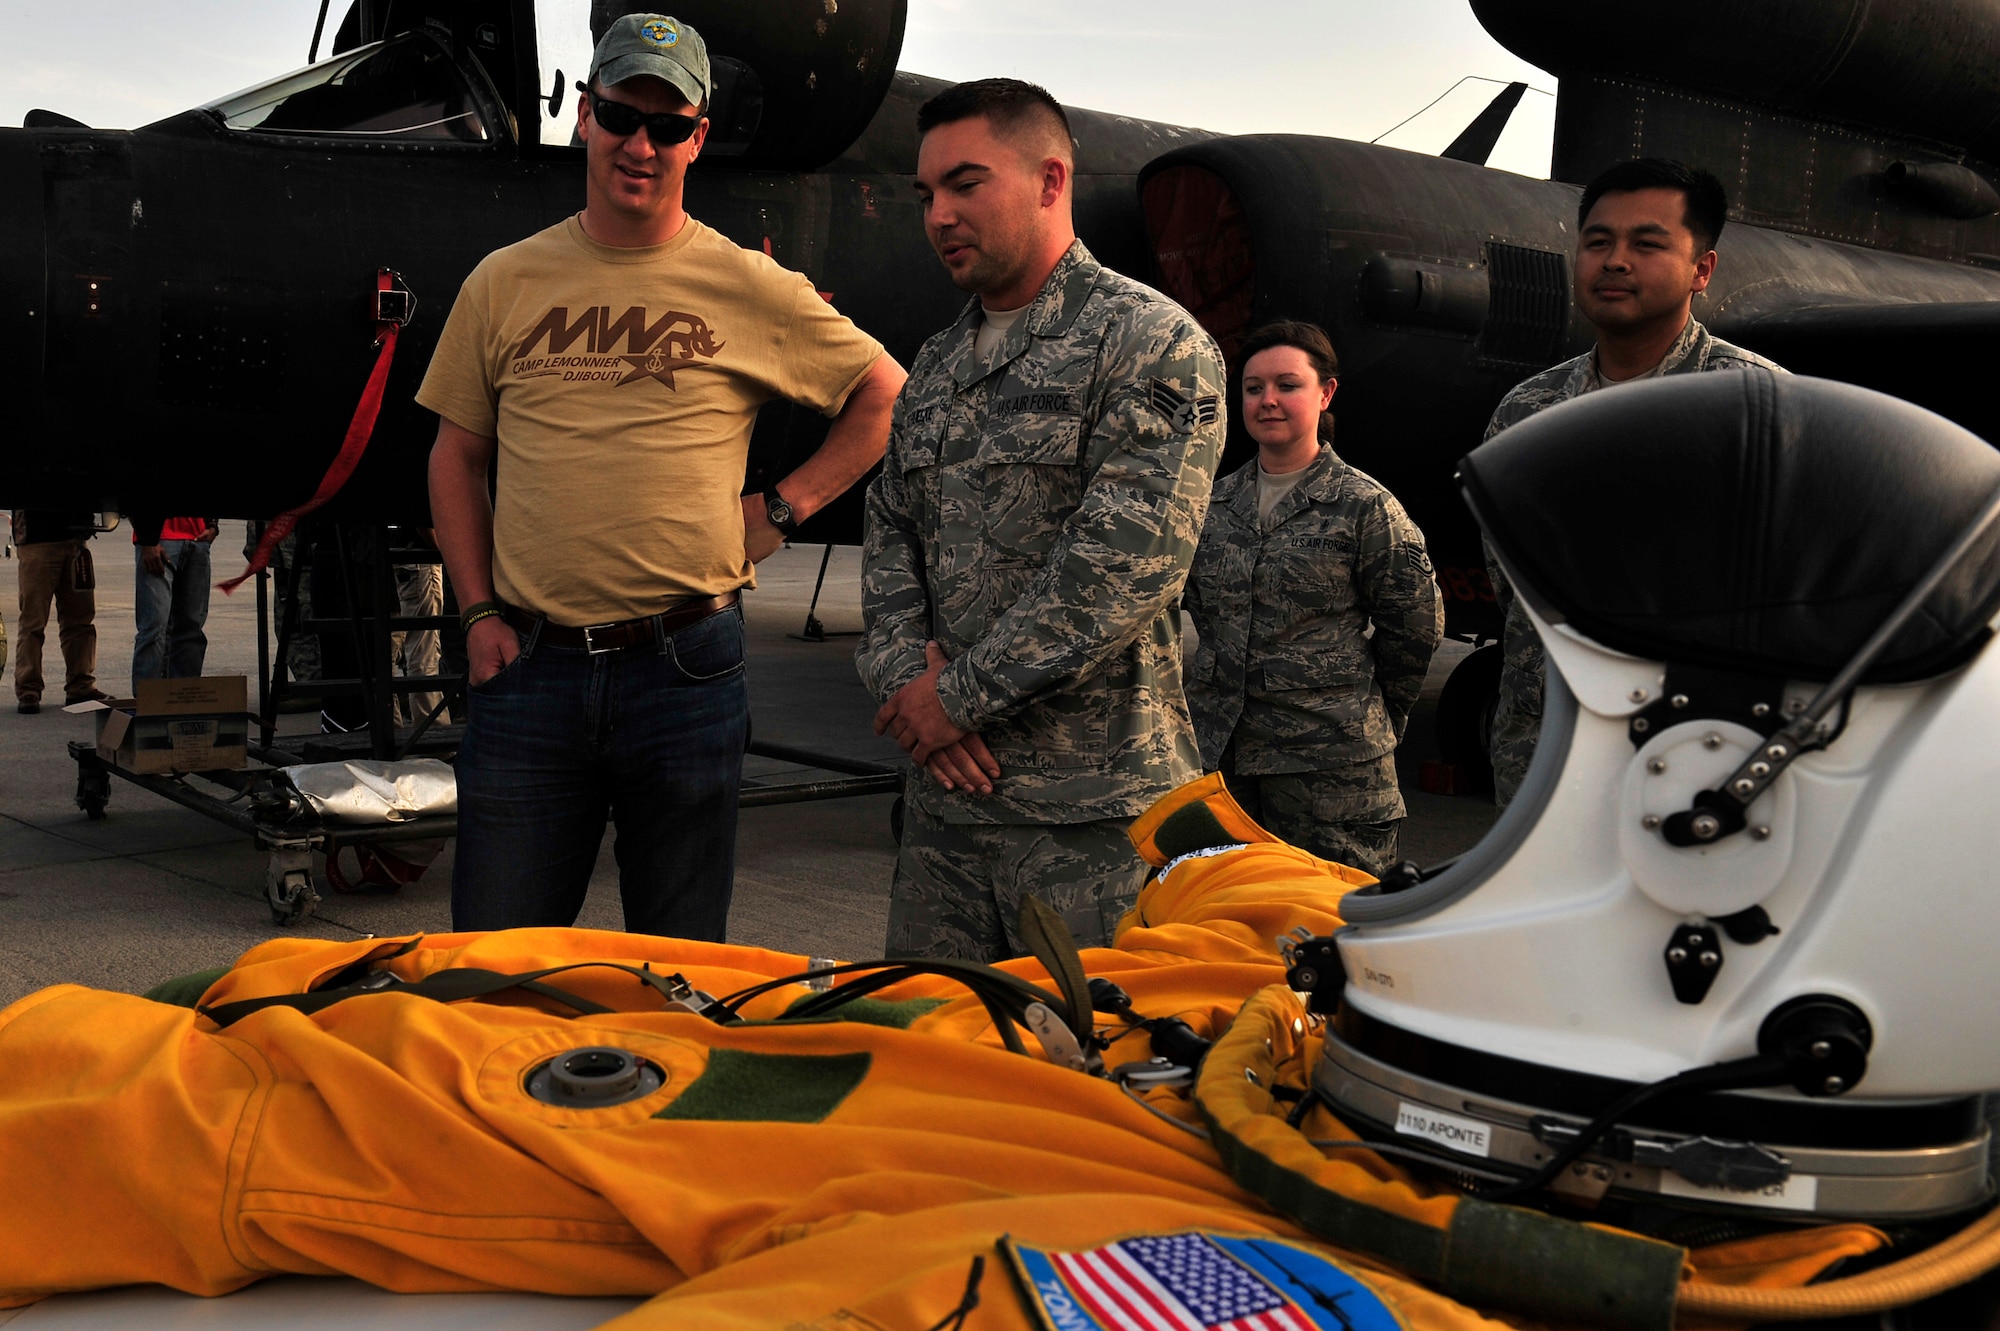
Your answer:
[132,539,211,681]
[451,605,750,939]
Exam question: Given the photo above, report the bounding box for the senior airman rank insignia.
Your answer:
[1003,1231,1404,1330]
[1149,379,1221,434]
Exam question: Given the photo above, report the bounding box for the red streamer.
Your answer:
[220,271,404,593]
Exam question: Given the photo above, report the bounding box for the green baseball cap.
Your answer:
[589,13,710,108]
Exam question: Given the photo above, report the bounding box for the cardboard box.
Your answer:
[72,676,252,774]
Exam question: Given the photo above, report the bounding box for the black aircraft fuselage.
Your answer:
[6,0,2000,646]
[1139,135,2000,621]
[1,0,1207,559]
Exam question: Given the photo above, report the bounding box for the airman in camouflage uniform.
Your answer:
[1183,445,1442,874]
[1485,316,1781,803]
[857,240,1226,960]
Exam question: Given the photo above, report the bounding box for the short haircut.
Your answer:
[917,78,1073,166]
[1239,321,1340,444]
[1578,158,1729,254]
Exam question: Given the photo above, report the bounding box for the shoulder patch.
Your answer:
[1148,379,1221,434]
[1003,1231,1404,1330]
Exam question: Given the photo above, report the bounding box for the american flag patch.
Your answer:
[1004,1231,1401,1331]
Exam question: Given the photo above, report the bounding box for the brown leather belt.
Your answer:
[501,592,738,654]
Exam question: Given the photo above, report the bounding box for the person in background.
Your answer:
[11,510,106,713]
[243,521,322,711]
[390,528,444,726]
[422,14,902,938]
[857,78,1226,960]
[1181,321,1442,875]
[131,515,218,681]
[1483,158,1782,805]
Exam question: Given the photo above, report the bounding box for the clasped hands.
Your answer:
[873,641,1002,795]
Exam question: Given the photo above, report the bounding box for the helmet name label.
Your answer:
[1395,1100,1492,1157]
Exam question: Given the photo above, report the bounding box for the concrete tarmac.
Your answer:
[0,525,1495,1007]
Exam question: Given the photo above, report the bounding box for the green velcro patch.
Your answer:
[654,1049,871,1123]
[1442,1200,1683,1331]
[1152,800,1237,861]
[1204,1101,1684,1331]
[143,965,232,1008]
[780,994,951,1029]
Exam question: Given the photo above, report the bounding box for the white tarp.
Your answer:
[280,758,457,824]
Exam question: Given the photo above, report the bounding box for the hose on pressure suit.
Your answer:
[1674,1203,2000,1322]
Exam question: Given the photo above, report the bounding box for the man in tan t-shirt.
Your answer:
[421,13,904,939]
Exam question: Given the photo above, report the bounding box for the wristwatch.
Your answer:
[764,491,801,537]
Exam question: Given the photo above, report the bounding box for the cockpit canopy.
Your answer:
[234,0,906,167]
[205,33,490,142]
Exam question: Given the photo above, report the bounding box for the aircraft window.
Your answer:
[205,34,488,142]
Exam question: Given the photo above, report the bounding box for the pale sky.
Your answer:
[0,0,1556,178]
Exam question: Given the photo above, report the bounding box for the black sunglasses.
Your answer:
[577,82,701,145]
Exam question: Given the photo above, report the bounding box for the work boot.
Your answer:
[16,698,38,715]
[64,689,112,706]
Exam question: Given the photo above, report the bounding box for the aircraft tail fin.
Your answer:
[1440,81,1527,167]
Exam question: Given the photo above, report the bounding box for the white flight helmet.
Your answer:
[1318,372,2000,1227]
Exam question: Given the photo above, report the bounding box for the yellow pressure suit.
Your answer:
[0,777,1887,1330]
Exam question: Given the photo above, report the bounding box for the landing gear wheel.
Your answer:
[267,869,317,926]
[889,795,905,845]
[75,764,110,820]
[1435,644,1501,794]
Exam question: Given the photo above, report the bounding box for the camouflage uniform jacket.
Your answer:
[856,242,1226,825]
[1484,317,1784,803]
[1182,445,1443,775]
